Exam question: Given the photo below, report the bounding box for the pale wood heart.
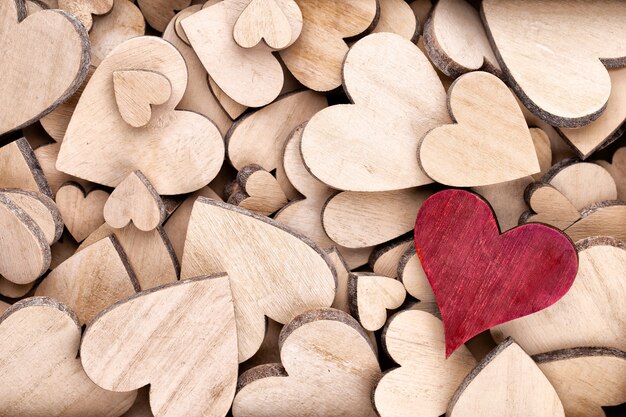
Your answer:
[0,188,63,245]
[448,338,564,417]
[348,273,406,331]
[0,0,90,135]
[370,0,418,41]
[397,246,435,302]
[58,0,113,30]
[419,71,539,187]
[136,0,190,32]
[181,198,336,362]
[81,275,238,417]
[56,182,109,242]
[0,297,137,416]
[228,165,287,216]
[233,0,302,50]
[113,70,172,128]
[369,237,413,278]
[233,309,381,417]
[597,147,626,200]
[36,235,139,324]
[521,183,581,229]
[0,138,52,197]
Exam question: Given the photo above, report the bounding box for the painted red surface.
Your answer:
[414,189,578,357]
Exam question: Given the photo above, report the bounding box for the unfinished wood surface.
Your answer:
[564,202,626,244]
[493,237,626,354]
[208,76,248,119]
[79,223,178,290]
[36,236,138,324]
[448,338,564,417]
[369,237,413,278]
[371,0,418,41]
[374,309,476,417]
[420,71,539,186]
[182,1,284,108]
[522,183,581,229]
[0,0,90,135]
[56,183,108,242]
[89,0,145,66]
[279,0,377,91]
[0,138,52,197]
[50,230,80,269]
[232,0,302,50]
[0,297,137,416]
[348,273,405,331]
[174,4,196,44]
[240,318,283,373]
[113,70,172,128]
[423,0,500,78]
[0,276,34,298]
[34,142,92,196]
[228,165,288,216]
[58,0,113,30]
[414,190,578,357]
[326,248,351,313]
[104,171,166,232]
[137,0,190,31]
[535,348,626,417]
[1,188,63,245]
[181,198,336,362]
[482,0,626,128]
[301,33,449,191]
[81,275,237,417]
[233,309,381,417]
[57,36,225,195]
[597,147,626,200]
[398,246,435,302]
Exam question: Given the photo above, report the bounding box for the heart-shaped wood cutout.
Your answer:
[0,0,90,136]
[113,70,172,128]
[521,183,581,229]
[482,0,626,127]
[56,182,108,242]
[564,200,626,243]
[227,164,288,216]
[59,0,113,30]
[414,189,578,357]
[301,32,450,191]
[348,272,406,331]
[57,36,225,195]
[419,71,539,187]
[0,188,63,245]
[233,0,302,50]
[374,309,477,417]
[1,138,52,198]
[232,309,381,417]
[81,275,238,417]
[0,297,137,416]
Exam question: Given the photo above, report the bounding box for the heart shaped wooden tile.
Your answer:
[57,36,225,195]
[0,138,52,198]
[113,70,172,128]
[521,183,581,229]
[348,272,406,331]
[414,189,578,356]
[0,297,137,416]
[493,236,626,354]
[233,0,302,50]
[0,0,90,135]
[301,33,450,191]
[0,188,63,245]
[370,0,417,41]
[419,71,540,187]
[58,0,113,30]
[137,0,190,32]
[482,0,626,127]
[232,309,381,417]
[227,165,288,216]
[374,309,477,417]
[56,182,108,242]
[181,198,336,362]
[535,348,626,417]
[81,275,238,417]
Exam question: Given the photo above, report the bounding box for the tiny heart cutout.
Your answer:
[104,170,167,232]
[521,183,581,230]
[0,0,90,135]
[58,0,113,31]
[81,275,238,417]
[113,69,172,128]
[56,182,109,242]
[233,0,302,50]
[227,164,288,216]
[348,272,406,331]
[414,189,578,357]
[419,71,540,187]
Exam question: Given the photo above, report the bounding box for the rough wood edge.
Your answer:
[15,137,53,198]
[555,119,626,160]
[533,346,626,364]
[106,234,141,293]
[578,199,626,217]
[236,363,288,393]
[0,187,63,243]
[574,235,626,251]
[368,233,414,270]
[156,225,181,279]
[0,295,80,328]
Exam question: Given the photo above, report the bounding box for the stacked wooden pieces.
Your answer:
[0,0,625,416]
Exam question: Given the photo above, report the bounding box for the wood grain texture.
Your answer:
[113,70,172,128]
[369,236,413,278]
[33,142,91,197]
[564,202,626,245]
[493,237,626,354]
[0,138,52,198]
[233,308,381,417]
[0,297,137,416]
[371,0,417,41]
[81,275,237,417]
[374,309,476,417]
[181,198,336,362]
[1,188,63,245]
[228,165,288,216]
[448,338,565,417]
[137,0,190,32]
[233,0,302,50]
[414,189,578,356]
[56,182,108,242]
[348,272,405,331]
[397,246,435,302]
[0,0,90,135]
[522,183,581,229]
[58,0,113,31]
[597,147,626,200]
[482,0,626,127]
[301,33,449,191]
[208,76,249,119]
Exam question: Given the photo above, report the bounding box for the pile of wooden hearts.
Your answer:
[0,0,625,416]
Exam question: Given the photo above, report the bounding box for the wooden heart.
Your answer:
[59,0,113,30]
[419,71,539,186]
[181,198,336,362]
[0,297,136,416]
[0,0,90,135]
[414,189,578,356]
[301,33,450,191]
[56,182,108,242]
[482,0,626,127]
[232,309,381,417]
[521,183,581,229]
[0,138,52,197]
[370,0,417,41]
[348,273,406,331]
[369,236,413,278]
[233,0,302,50]
[398,246,435,302]
[227,165,287,216]
[57,36,225,195]
[493,237,626,354]
[0,188,63,245]
[564,200,626,243]
[113,70,172,128]
[81,275,238,417]
[137,0,191,32]
[448,338,565,417]
[374,309,477,417]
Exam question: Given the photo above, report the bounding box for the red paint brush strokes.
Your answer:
[414,189,578,358]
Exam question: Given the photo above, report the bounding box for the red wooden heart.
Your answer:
[414,189,578,357]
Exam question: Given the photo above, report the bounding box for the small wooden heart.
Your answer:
[233,0,302,50]
[227,164,288,216]
[58,0,113,30]
[348,272,406,331]
[113,69,172,128]
[521,183,581,229]
[56,182,109,242]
